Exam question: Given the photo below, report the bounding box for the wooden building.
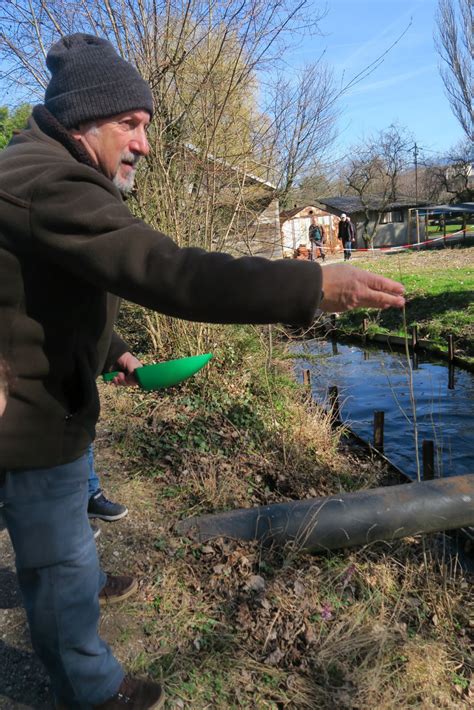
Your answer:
[317,196,429,248]
[279,205,341,257]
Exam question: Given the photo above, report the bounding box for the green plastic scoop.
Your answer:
[103,353,213,391]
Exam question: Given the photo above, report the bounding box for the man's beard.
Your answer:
[113,150,141,195]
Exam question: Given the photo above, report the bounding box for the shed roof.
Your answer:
[279,205,329,223]
[317,195,428,214]
[184,143,276,190]
[415,202,474,214]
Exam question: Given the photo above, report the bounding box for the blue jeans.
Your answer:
[0,455,123,707]
[87,444,100,498]
[343,240,352,260]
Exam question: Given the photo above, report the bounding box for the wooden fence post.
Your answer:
[328,386,341,424]
[448,363,455,390]
[373,411,385,452]
[422,440,435,481]
[411,325,418,351]
[447,334,454,362]
[303,369,311,388]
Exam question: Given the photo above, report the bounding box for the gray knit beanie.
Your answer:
[45,33,153,128]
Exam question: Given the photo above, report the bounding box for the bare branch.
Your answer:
[434,0,473,141]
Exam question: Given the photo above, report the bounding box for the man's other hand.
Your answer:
[320,264,405,313]
[111,352,143,386]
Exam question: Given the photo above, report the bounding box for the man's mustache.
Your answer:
[120,151,141,168]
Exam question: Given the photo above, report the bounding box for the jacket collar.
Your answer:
[32,105,105,176]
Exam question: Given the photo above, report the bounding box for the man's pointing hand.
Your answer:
[320,263,405,313]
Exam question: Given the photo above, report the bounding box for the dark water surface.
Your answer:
[293,339,474,480]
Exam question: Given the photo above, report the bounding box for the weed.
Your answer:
[92,321,472,710]
[338,249,474,355]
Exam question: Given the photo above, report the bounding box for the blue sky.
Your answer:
[286,0,463,159]
[1,0,462,162]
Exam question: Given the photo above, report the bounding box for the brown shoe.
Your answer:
[94,675,165,709]
[99,575,138,605]
[56,675,165,709]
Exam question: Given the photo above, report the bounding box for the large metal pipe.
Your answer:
[176,475,474,552]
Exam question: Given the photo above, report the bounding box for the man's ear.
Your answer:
[69,127,83,142]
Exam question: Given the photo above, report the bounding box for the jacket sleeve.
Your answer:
[103,331,130,373]
[30,165,323,327]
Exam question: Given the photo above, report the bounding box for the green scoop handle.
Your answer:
[103,353,213,391]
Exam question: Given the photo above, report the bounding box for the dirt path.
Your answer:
[0,435,165,709]
[0,525,51,709]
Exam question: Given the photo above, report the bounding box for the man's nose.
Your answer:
[130,128,150,156]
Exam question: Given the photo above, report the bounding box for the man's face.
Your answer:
[73,110,151,194]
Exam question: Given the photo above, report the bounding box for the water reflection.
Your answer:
[293,340,474,480]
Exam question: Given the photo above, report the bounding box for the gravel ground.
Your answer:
[0,526,52,709]
[0,482,154,710]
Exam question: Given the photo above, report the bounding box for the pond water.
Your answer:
[293,339,474,480]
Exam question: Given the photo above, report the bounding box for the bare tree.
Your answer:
[422,139,473,203]
[343,124,414,246]
[434,0,473,141]
[261,63,338,204]
[286,166,335,207]
[0,0,335,355]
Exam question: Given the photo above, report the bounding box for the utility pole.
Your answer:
[413,142,420,244]
[413,142,418,204]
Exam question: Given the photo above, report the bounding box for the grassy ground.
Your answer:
[427,224,474,235]
[337,248,474,358]
[87,323,473,709]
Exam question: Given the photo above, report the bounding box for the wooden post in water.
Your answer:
[362,318,369,345]
[422,440,435,481]
[303,369,311,389]
[328,386,341,424]
[447,334,454,362]
[411,325,418,352]
[448,363,455,390]
[373,411,385,452]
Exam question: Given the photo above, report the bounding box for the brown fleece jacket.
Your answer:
[0,107,322,469]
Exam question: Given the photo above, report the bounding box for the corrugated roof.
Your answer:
[415,202,474,214]
[279,205,327,223]
[317,195,429,214]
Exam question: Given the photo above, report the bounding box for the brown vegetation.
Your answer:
[87,329,473,708]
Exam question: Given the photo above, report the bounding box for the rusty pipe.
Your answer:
[176,475,474,552]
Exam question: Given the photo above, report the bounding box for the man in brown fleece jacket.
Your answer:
[0,34,405,709]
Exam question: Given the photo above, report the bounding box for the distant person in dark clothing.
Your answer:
[309,218,325,261]
[338,213,356,261]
